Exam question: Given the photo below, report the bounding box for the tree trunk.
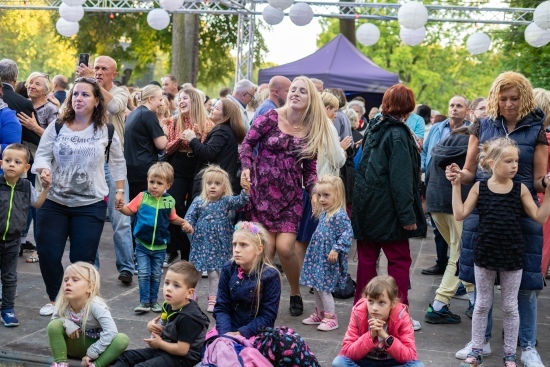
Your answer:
[171,13,200,86]
[339,0,356,46]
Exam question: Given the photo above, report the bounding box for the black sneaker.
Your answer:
[118,271,133,284]
[21,241,36,251]
[424,304,461,324]
[163,252,178,268]
[289,295,303,316]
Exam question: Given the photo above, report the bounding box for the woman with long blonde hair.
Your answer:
[240,76,337,317]
[162,88,213,266]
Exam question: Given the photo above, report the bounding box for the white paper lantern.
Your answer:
[289,3,313,26]
[59,3,84,22]
[525,22,550,47]
[147,9,170,30]
[56,18,79,37]
[62,0,85,5]
[400,26,426,46]
[356,23,380,46]
[262,6,285,25]
[268,0,293,10]
[466,32,491,55]
[160,0,184,12]
[534,1,550,31]
[398,1,428,30]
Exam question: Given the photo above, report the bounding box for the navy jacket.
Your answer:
[213,261,281,338]
[460,109,546,290]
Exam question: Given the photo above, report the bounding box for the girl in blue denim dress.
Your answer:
[300,174,353,331]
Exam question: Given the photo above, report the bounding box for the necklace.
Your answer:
[72,122,91,131]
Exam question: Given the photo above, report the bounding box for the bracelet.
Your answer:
[116,189,125,193]
[542,177,547,189]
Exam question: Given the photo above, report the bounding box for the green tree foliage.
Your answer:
[0,10,76,80]
[497,0,550,89]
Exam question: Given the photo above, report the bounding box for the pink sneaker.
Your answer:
[302,308,324,325]
[317,312,339,331]
[207,296,216,313]
[51,363,70,367]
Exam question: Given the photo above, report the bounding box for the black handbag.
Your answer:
[332,273,356,299]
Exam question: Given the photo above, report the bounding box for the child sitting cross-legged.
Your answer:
[47,262,129,367]
[113,261,210,367]
[332,275,425,367]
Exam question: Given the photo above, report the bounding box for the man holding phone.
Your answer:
[76,55,135,285]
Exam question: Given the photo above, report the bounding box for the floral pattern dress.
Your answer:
[185,190,250,271]
[239,109,317,233]
[299,208,353,293]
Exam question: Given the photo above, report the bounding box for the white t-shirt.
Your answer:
[32,122,126,207]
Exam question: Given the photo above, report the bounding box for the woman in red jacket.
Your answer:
[332,276,425,367]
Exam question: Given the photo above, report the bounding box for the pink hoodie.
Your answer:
[339,298,418,364]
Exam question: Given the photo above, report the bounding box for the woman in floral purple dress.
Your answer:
[240,76,335,316]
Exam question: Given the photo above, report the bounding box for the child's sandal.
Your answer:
[26,255,39,263]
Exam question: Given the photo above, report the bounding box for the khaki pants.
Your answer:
[431,212,474,305]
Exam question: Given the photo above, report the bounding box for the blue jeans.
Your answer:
[332,356,425,367]
[135,243,164,304]
[518,289,537,350]
[36,199,107,301]
[96,164,134,274]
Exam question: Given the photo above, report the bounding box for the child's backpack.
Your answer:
[253,326,321,367]
[201,334,272,367]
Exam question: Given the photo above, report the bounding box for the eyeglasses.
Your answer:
[40,73,50,80]
[74,77,98,84]
[244,92,255,101]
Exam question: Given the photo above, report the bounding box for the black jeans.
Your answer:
[0,238,20,311]
[112,348,195,367]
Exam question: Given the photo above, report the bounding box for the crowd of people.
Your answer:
[0,54,549,367]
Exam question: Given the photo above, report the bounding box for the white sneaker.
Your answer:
[521,347,545,367]
[39,303,55,316]
[455,340,492,359]
[410,318,421,331]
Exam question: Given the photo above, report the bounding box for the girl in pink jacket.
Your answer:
[332,275,425,367]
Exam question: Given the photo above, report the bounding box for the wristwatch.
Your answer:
[384,336,394,348]
[116,189,125,193]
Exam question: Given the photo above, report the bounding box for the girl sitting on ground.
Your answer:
[47,262,128,367]
[332,275,425,367]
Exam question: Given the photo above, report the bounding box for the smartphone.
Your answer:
[78,53,90,67]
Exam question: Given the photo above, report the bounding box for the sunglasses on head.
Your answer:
[74,77,98,84]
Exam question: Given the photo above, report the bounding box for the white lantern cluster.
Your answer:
[262,6,285,25]
[398,1,429,30]
[56,0,84,37]
[466,32,491,55]
[524,22,550,47]
[147,9,171,30]
[400,26,426,46]
[268,0,293,10]
[289,2,314,26]
[160,0,184,12]
[534,1,550,31]
[356,23,380,46]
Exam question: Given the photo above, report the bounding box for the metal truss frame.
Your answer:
[0,0,537,81]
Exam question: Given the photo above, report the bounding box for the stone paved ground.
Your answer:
[0,224,549,366]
